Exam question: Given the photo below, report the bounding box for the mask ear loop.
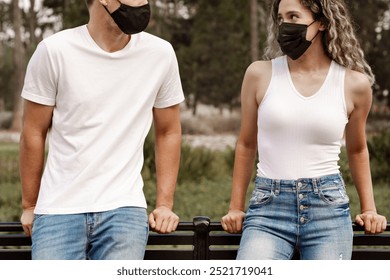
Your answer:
[102,5,111,14]
[307,20,321,42]
[102,0,122,14]
[310,29,321,42]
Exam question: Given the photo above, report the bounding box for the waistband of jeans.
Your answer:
[255,173,343,192]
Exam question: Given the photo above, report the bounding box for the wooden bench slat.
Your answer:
[147,234,193,246]
[144,250,193,260]
[209,234,241,245]
[353,234,390,246]
[352,249,390,260]
[0,235,32,246]
[0,249,31,260]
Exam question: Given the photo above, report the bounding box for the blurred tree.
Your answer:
[175,0,265,114]
[250,0,259,62]
[9,0,25,131]
[42,0,89,29]
[27,0,41,48]
[347,0,390,108]
[2,0,390,128]
[0,2,12,114]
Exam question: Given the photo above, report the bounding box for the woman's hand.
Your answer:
[355,211,387,234]
[221,209,246,234]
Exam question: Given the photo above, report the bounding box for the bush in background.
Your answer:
[368,130,390,183]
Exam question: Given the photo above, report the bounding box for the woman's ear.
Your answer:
[319,18,328,31]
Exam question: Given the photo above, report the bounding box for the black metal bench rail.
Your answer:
[1,216,389,260]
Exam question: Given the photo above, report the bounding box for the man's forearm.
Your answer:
[154,132,181,209]
[19,132,46,209]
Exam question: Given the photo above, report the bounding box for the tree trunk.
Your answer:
[0,4,4,112]
[9,0,25,132]
[250,0,259,62]
[28,0,41,47]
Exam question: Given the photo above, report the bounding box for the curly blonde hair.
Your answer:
[263,0,375,85]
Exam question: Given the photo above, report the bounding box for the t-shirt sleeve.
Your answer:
[153,46,185,108]
[21,41,57,106]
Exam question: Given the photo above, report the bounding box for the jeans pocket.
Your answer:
[319,186,349,205]
[33,214,44,221]
[248,187,274,208]
[31,214,45,235]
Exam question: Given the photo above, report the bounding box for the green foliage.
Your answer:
[368,130,390,183]
[0,47,15,111]
[339,146,353,185]
[0,144,21,221]
[0,143,19,183]
[142,132,234,184]
[43,0,89,29]
[175,0,253,111]
[347,0,390,105]
[2,0,390,112]
[0,182,21,222]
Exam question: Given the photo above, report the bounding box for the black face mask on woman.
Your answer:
[103,2,151,35]
[278,20,320,60]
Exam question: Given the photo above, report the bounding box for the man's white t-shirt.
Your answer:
[22,25,185,214]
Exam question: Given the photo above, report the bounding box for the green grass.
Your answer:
[0,182,22,221]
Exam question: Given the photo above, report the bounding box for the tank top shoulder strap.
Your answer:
[261,56,290,105]
[271,55,288,76]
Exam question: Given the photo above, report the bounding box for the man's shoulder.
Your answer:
[42,25,84,46]
[138,32,174,51]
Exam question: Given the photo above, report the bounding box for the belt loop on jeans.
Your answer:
[313,178,319,194]
[274,180,280,196]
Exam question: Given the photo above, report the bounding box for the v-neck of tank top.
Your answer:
[284,56,334,100]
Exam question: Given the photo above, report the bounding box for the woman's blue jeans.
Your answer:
[237,173,353,260]
[31,207,149,260]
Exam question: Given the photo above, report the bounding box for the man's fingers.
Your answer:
[148,213,156,229]
[149,208,179,234]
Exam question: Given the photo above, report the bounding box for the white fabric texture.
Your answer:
[22,25,184,214]
[257,56,348,180]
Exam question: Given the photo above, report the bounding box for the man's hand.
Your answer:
[355,211,387,234]
[221,209,246,234]
[148,206,179,234]
[20,207,35,237]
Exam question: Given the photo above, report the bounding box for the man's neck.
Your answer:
[87,4,130,53]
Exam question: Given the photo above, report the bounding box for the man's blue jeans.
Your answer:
[31,207,149,260]
[237,174,353,260]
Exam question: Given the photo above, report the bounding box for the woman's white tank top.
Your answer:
[256,56,348,180]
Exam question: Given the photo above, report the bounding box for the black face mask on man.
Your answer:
[103,2,150,35]
[277,20,320,60]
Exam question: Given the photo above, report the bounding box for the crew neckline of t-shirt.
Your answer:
[283,55,334,100]
[82,24,135,56]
